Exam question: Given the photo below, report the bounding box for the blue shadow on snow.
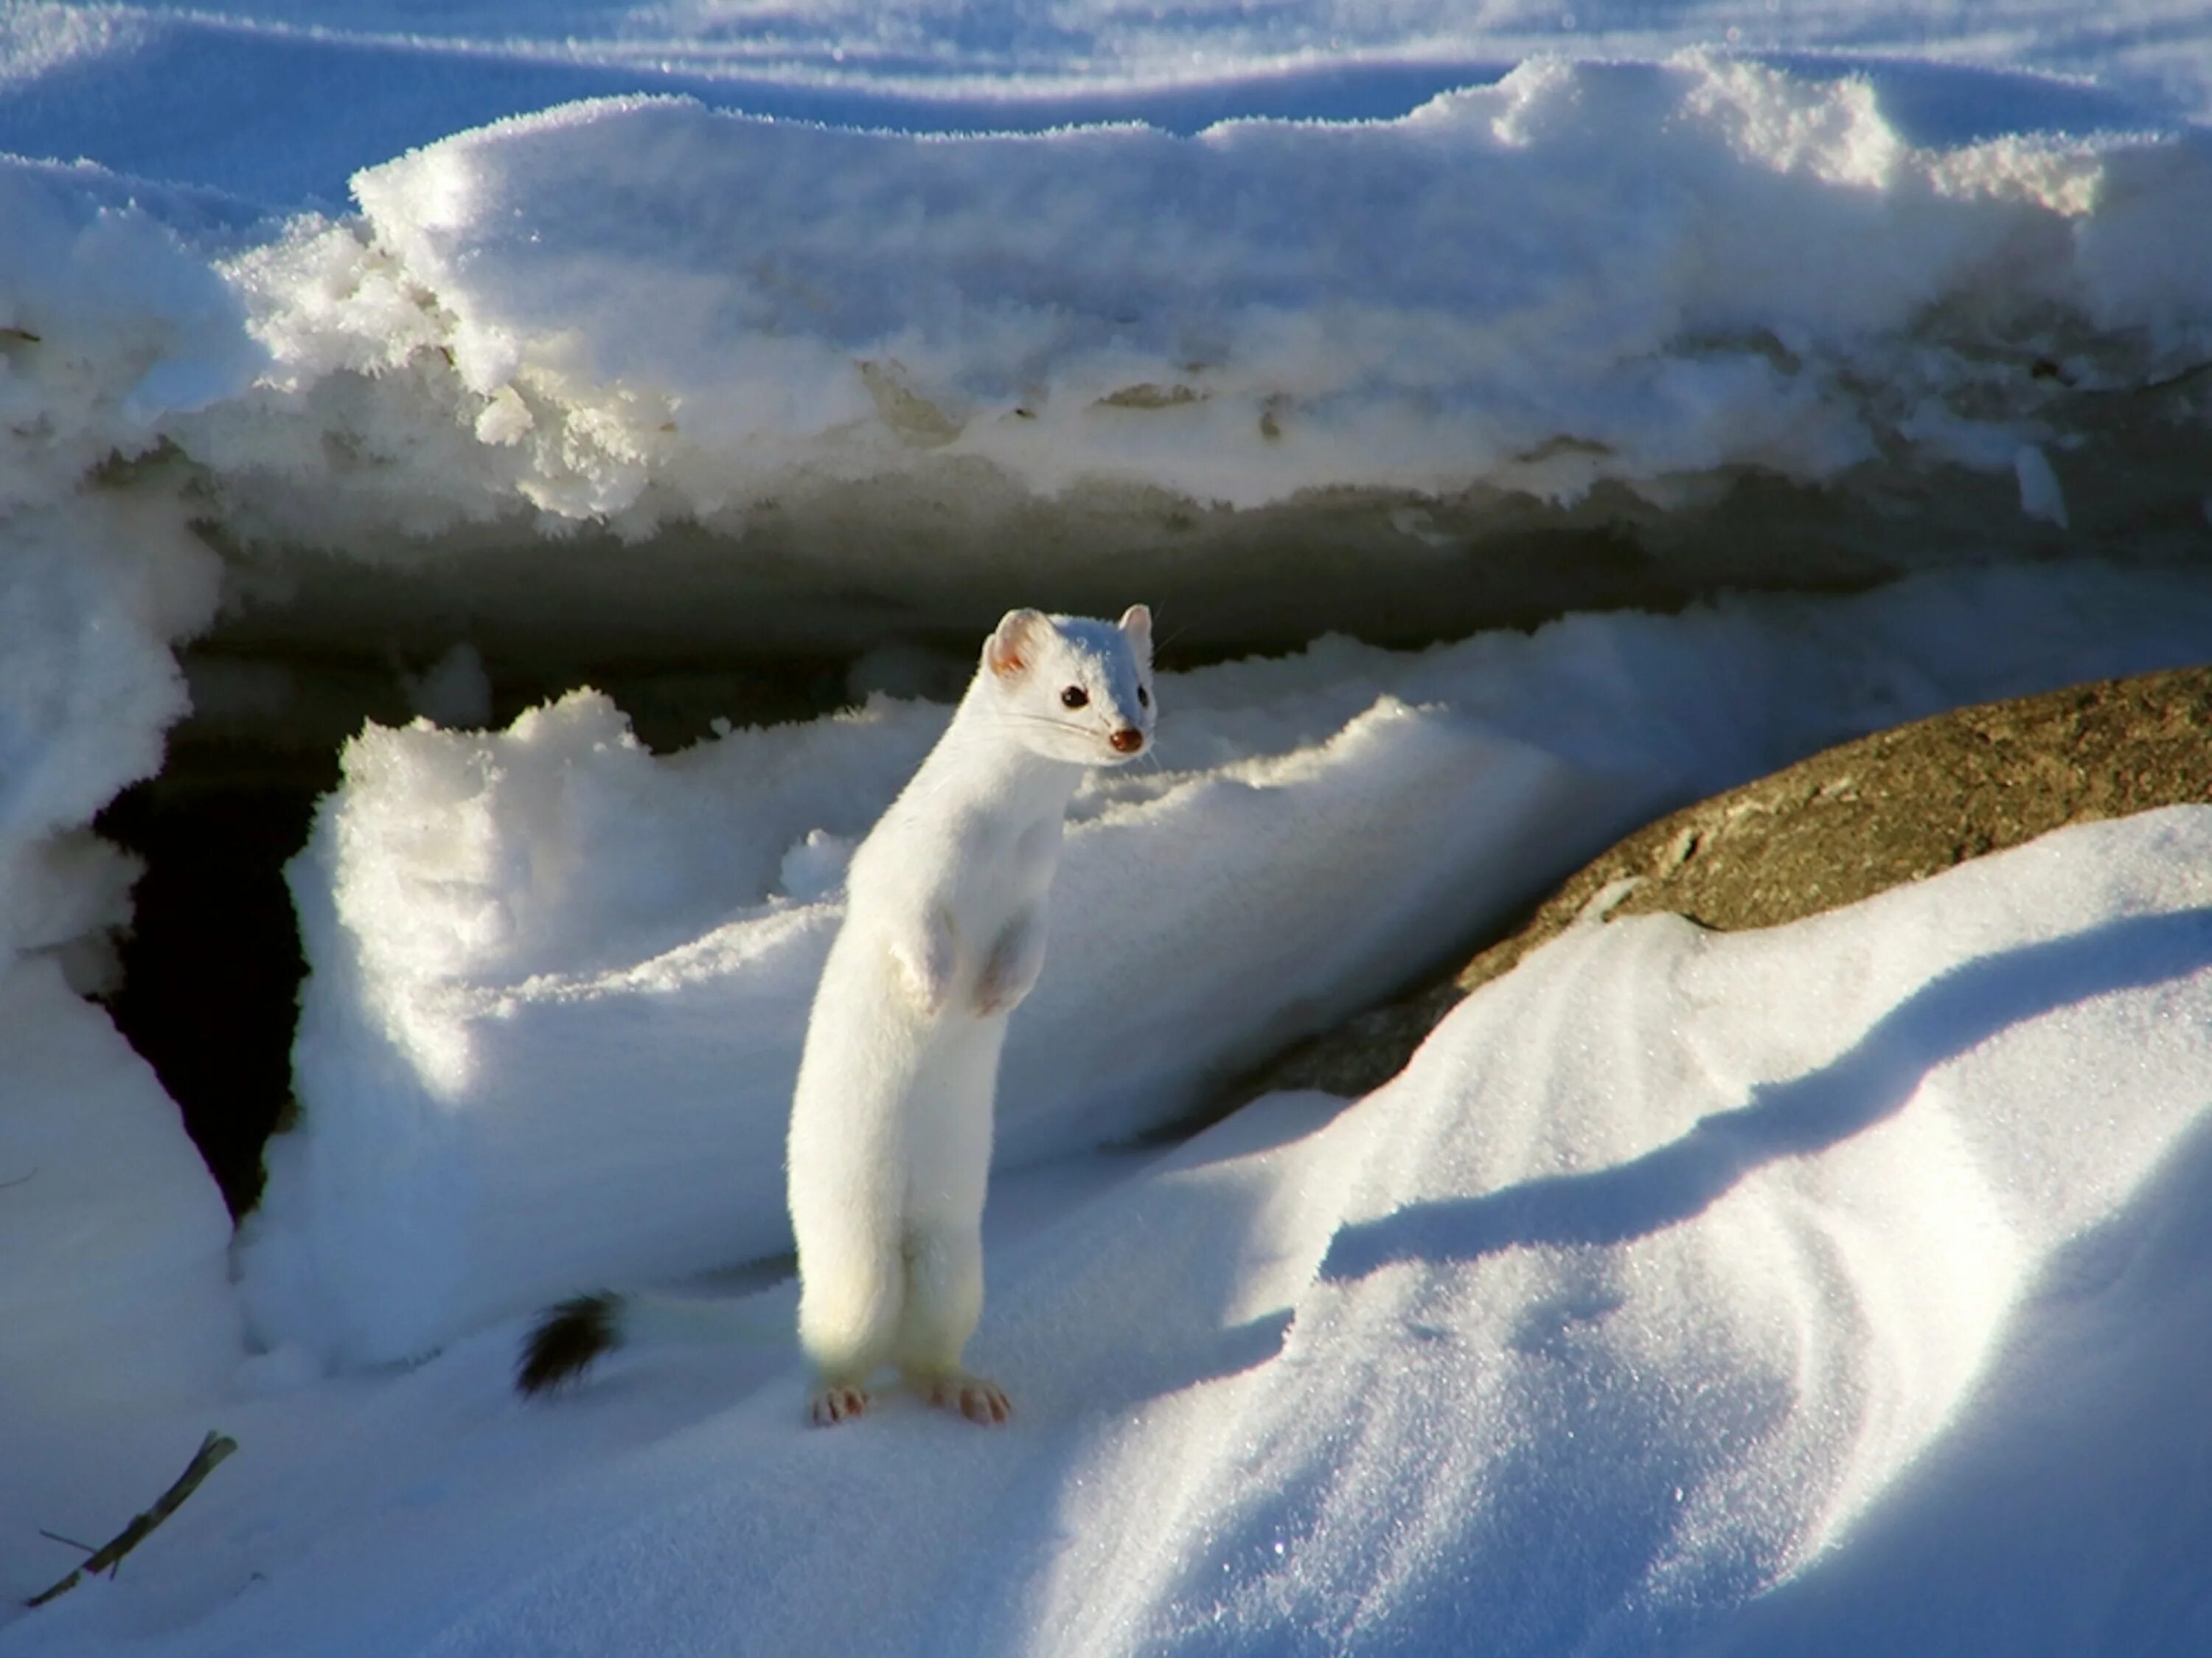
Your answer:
[1321,906,2212,1283]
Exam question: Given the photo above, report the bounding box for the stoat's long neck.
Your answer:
[903,677,1085,826]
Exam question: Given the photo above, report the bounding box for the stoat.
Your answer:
[517,606,1156,1426]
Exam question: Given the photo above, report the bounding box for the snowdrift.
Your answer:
[14,808,2212,1655]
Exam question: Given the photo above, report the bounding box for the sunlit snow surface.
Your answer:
[6,1,2212,1654]
[15,810,2212,1656]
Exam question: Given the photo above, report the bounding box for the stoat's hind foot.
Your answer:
[920,1373,1011,1426]
[808,1381,872,1427]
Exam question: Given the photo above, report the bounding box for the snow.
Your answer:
[13,810,2212,1654]
[265,59,2180,524]
[9,5,2212,205]
[4,0,2212,1652]
[0,954,237,1406]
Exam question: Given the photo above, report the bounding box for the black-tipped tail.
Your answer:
[515,1291,626,1397]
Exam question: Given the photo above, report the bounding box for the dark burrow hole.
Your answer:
[98,768,319,1220]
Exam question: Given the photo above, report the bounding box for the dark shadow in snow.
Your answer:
[1083,1307,1296,1417]
[970,1098,1335,1442]
[1321,907,2212,1283]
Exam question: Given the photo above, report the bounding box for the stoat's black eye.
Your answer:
[1137,685,1151,707]
[1060,685,1089,709]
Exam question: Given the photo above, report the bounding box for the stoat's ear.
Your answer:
[1118,603,1152,658]
[987,608,1048,679]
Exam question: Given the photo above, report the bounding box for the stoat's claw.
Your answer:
[809,1383,871,1426]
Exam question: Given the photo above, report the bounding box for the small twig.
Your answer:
[36,1530,96,1555]
[0,1168,35,1193]
[25,1432,237,1609]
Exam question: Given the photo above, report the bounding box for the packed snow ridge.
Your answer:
[4,52,2211,657]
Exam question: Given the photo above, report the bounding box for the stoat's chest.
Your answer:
[934,806,1064,917]
[850,790,1062,912]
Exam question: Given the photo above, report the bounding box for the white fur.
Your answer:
[786,604,1154,1425]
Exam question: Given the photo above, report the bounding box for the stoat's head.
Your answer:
[981,604,1156,766]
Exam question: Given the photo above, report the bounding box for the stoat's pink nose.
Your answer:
[1110,727,1144,754]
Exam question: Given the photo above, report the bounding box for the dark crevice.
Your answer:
[97,764,323,1221]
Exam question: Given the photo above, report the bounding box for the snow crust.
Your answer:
[161,55,2212,566]
[0,44,2208,659]
[240,560,2212,1369]
[13,809,2212,1654]
[0,164,242,1002]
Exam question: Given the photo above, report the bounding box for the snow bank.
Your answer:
[0,176,243,1424]
[0,488,244,1587]
[0,52,2200,658]
[0,166,254,1553]
[21,805,2212,1656]
[240,561,2212,1369]
[181,55,2212,564]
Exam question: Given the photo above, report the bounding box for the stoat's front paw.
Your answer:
[922,1373,1011,1426]
[809,1382,871,1427]
[891,909,959,1014]
[972,969,1022,1017]
[973,912,1045,1016]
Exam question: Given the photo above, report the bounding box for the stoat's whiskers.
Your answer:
[983,708,1083,735]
